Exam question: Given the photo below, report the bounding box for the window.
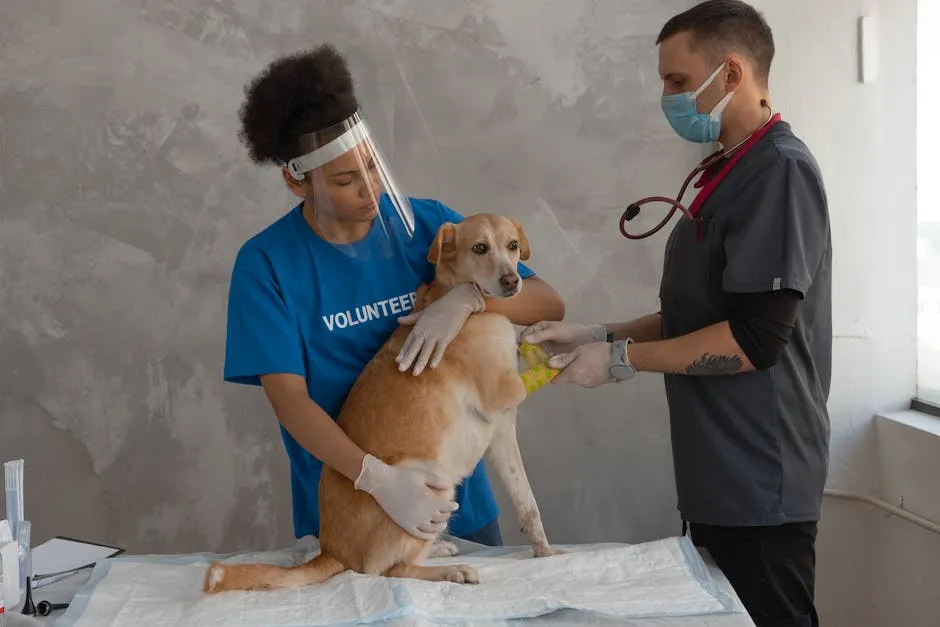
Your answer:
[916,1,940,408]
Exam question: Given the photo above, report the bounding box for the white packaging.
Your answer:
[0,541,20,609]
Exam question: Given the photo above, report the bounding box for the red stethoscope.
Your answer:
[619,112,782,240]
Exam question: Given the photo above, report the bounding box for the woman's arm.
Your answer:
[260,373,366,480]
[397,277,565,375]
[261,372,457,539]
[483,276,566,326]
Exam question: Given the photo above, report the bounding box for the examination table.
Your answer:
[15,535,755,626]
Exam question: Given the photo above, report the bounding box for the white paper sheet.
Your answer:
[32,537,122,578]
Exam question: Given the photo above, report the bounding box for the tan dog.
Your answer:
[204,213,557,592]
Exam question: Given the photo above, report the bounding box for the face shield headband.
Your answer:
[284,111,416,240]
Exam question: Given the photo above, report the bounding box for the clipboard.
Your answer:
[31,535,125,580]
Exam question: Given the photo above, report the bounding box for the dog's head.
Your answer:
[427,214,530,299]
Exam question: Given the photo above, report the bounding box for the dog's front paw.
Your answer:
[444,564,479,584]
[532,544,565,558]
[428,540,460,558]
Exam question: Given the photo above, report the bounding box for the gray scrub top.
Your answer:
[659,120,832,527]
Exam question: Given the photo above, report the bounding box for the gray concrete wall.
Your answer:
[0,0,702,555]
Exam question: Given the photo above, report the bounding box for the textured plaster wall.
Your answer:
[2,1,936,625]
[0,0,703,555]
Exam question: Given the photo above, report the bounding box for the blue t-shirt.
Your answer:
[223,195,535,539]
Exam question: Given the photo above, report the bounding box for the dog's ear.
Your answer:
[510,219,531,261]
[428,222,458,265]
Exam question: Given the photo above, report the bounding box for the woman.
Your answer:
[223,45,565,546]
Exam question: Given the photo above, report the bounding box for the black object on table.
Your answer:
[20,576,36,615]
[37,600,70,617]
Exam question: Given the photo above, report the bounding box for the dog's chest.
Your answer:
[436,383,503,482]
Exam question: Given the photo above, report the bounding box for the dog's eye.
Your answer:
[472,243,489,255]
[508,240,519,251]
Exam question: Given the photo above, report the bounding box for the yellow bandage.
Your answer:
[519,342,550,367]
[518,343,560,393]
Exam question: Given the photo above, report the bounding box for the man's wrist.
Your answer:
[608,338,637,381]
[588,323,608,343]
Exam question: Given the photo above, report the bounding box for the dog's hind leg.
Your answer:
[485,418,561,558]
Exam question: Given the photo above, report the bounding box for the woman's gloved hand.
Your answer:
[354,454,458,540]
[396,283,485,375]
[520,320,607,347]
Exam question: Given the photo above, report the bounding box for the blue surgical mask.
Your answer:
[661,64,735,143]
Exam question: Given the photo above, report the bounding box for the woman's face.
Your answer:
[307,144,383,224]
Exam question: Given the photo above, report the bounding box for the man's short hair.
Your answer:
[656,0,775,84]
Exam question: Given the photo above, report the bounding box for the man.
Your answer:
[522,2,831,626]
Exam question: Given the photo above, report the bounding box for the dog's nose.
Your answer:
[500,273,519,291]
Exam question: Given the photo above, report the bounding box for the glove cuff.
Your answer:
[458,282,486,313]
[589,324,608,343]
[354,453,387,494]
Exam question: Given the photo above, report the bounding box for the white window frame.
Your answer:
[916,0,940,411]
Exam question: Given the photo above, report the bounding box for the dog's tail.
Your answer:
[203,552,346,593]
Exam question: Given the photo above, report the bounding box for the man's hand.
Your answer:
[396,283,485,375]
[547,342,617,388]
[520,320,606,347]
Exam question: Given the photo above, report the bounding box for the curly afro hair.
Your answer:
[238,44,359,166]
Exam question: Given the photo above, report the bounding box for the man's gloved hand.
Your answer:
[355,454,458,540]
[396,283,485,375]
[547,342,617,389]
[520,321,606,348]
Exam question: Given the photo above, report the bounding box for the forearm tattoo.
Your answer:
[684,353,743,375]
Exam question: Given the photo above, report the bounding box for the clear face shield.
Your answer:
[286,111,415,258]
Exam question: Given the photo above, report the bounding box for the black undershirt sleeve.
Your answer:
[726,289,802,370]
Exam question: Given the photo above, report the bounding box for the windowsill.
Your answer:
[872,406,940,526]
[877,407,940,439]
[910,397,940,420]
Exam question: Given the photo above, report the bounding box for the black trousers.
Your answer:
[688,521,819,627]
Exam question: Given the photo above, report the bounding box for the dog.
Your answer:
[204,213,558,592]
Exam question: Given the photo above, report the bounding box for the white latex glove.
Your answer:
[520,320,607,347]
[548,342,616,388]
[355,454,458,540]
[396,283,485,375]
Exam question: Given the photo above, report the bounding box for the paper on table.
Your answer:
[31,537,124,579]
